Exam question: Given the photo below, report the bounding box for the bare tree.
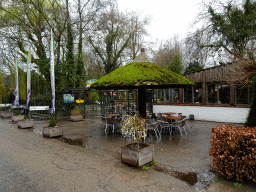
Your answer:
[87,6,135,74]
[152,36,182,68]
[183,29,211,69]
[124,11,151,62]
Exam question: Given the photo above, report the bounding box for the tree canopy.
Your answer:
[207,0,256,58]
[168,53,183,75]
[183,61,204,75]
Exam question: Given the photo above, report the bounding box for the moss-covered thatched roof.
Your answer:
[91,62,195,90]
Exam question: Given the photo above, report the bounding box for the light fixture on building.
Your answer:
[196,89,198,92]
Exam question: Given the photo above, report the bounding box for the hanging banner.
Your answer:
[13,57,19,107]
[25,49,31,110]
[49,29,55,114]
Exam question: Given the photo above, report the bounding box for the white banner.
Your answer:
[29,106,49,111]
[0,104,12,107]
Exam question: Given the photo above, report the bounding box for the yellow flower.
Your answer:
[76,98,84,103]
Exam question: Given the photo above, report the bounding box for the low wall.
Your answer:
[153,105,249,123]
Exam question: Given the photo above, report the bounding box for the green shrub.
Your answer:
[245,76,256,127]
[71,106,82,116]
[141,160,158,171]
[89,90,99,102]
[48,115,57,127]
[158,97,164,102]
[24,115,29,120]
[14,110,22,116]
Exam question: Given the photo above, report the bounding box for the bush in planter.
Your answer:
[14,110,22,116]
[122,114,147,149]
[121,115,154,167]
[71,106,82,116]
[24,115,29,120]
[12,110,24,122]
[43,115,62,137]
[18,114,34,128]
[49,115,57,127]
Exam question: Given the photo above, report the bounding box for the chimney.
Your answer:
[141,48,145,53]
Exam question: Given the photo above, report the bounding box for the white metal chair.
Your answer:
[101,115,107,123]
[146,121,161,139]
[170,119,187,137]
[105,117,115,134]
[156,113,170,134]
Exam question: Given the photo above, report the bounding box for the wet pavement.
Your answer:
[1,111,256,191]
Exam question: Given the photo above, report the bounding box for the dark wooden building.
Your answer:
[157,64,250,107]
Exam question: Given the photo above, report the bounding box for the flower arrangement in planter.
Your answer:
[70,106,83,122]
[18,115,34,129]
[12,110,24,123]
[121,114,154,167]
[43,115,63,138]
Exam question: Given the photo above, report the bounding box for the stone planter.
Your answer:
[43,126,63,138]
[18,120,34,129]
[70,115,83,122]
[121,142,154,167]
[1,112,12,118]
[12,115,24,123]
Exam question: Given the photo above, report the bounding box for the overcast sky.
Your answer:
[118,0,202,41]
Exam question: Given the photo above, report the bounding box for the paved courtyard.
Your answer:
[33,112,255,191]
[1,111,256,191]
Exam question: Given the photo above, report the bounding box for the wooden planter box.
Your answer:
[12,115,24,123]
[1,112,12,118]
[70,115,83,122]
[18,120,34,129]
[121,143,154,167]
[43,126,63,138]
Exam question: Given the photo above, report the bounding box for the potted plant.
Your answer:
[1,110,12,118]
[121,114,154,167]
[18,115,34,129]
[70,106,83,122]
[12,110,24,123]
[43,115,63,137]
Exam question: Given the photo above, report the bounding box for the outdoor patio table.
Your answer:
[161,112,176,116]
[164,116,182,120]
[106,114,121,117]
[165,116,182,124]
[142,118,149,122]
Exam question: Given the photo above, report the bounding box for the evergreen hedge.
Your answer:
[245,76,256,127]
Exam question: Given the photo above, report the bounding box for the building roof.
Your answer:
[91,62,195,90]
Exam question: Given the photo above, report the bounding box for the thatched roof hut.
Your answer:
[91,49,195,117]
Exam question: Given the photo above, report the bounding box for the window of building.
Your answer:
[207,83,218,104]
[194,84,202,103]
[236,87,249,104]
[184,87,192,103]
[172,88,179,103]
[219,84,230,104]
